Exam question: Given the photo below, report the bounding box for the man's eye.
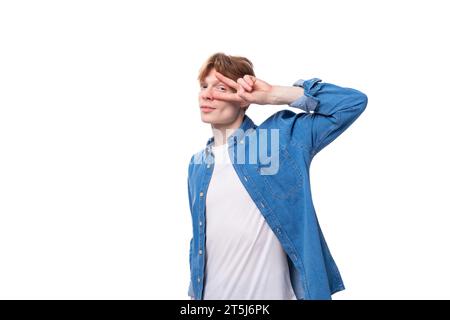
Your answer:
[218,87,226,91]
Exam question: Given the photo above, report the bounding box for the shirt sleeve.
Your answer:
[187,156,195,299]
[288,77,368,156]
[188,237,194,298]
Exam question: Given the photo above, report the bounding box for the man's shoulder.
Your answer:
[189,149,205,165]
[187,149,206,180]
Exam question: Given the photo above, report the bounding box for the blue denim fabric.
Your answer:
[187,78,368,300]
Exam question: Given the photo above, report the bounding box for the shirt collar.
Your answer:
[205,114,256,153]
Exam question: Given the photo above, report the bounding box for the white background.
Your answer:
[0,0,449,299]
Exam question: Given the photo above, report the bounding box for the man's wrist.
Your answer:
[268,85,305,105]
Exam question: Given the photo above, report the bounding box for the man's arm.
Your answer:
[267,85,305,106]
[187,158,195,299]
[285,78,368,155]
[188,236,194,299]
[213,72,368,156]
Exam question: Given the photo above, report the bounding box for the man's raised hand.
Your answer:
[213,71,273,107]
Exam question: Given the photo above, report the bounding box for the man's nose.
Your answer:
[200,87,213,100]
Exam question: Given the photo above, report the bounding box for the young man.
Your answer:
[187,53,368,300]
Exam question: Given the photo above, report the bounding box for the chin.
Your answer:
[200,114,217,124]
[200,118,213,124]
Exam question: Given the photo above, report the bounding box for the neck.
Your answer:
[211,114,245,147]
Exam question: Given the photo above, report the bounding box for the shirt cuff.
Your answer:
[288,78,321,113]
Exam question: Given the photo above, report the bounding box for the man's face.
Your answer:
[198,68,243,126]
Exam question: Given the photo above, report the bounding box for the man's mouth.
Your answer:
[200,106,216,112]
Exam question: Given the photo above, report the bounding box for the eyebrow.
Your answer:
[200,80,226,86]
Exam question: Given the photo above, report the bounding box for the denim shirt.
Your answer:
[187,78,368,300]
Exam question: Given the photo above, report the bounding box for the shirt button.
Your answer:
[199,192,204,197]
[207,164,210,168]
[199,221,202,226]
[199,249,203,255]
[244,176,248,182]
[197,277,201,283]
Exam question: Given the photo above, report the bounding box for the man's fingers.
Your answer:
[237,78,252,91]
[212,91,242,102]
[243,75,256,87]
[237,86,253,102]
[215,72,239,90]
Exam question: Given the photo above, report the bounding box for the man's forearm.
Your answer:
[268,85,304,105]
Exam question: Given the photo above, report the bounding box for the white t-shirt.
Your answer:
[202,142,297,300]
